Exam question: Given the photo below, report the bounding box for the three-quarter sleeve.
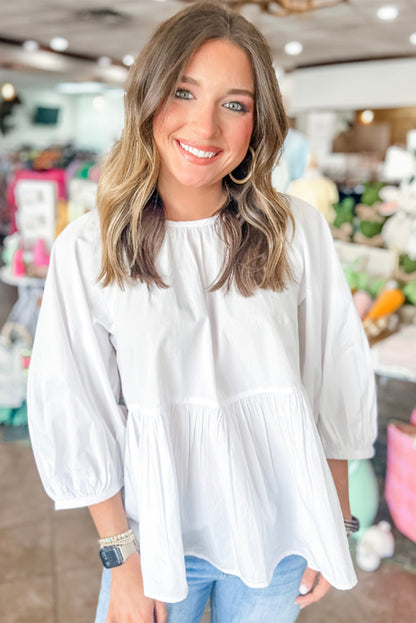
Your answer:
[294,199,377,459]
[27,218,127,510]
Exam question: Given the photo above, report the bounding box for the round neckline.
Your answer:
[165,213,220,229]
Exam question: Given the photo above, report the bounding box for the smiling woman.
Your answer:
[96,0,291,297]
[153,39,255,216]
[27,2,377,623]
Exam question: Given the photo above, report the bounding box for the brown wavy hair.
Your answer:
[97,0,294,297]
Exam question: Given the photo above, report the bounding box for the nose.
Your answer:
[190,102,220,139]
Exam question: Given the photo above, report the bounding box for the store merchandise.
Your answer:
[355,521,395,572]
[287,154,339,223]
[385,417,416,543]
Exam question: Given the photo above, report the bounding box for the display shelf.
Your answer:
[0,266,46,288]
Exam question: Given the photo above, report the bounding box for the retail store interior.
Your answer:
[1,1,416,622]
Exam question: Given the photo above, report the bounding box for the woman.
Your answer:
[27,2,377,623]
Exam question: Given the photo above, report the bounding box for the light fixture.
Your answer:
[284,41,303,55]
[98,56,112,68]
[22,40,39,52]
[377,5,399,21]
[123,54,135,67]
[1,83,16,101]
[360,110,374,125]
[50,36,69,52]
[410,32,416,45]
[179,1,347,17]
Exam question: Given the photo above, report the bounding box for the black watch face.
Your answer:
[100,546,124,568]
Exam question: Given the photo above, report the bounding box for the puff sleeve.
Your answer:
[294,199,377,459]
[27,216,127,510]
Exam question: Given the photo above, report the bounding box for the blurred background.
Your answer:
[0,1,416,622]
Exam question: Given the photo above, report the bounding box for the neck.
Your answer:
[157,176,227,222]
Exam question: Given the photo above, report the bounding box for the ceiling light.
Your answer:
[284,41,303,56]
[377,5,399,21]
[50,37,69,52]
[410,32,416,45]
[22,40,39,52]
[360,110,374,124]
[1,83,16,101]
[122,54,135,67]
[179,1,347,17]
[98,56,112,68]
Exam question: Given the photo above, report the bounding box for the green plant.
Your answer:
[333,197,355,228]
[401,254,416,274]
[359,221,384,238]
[360,181,385,206]
[403,281,416,305]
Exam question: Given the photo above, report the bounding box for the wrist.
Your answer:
[98,528,140,569]
[344,515,360,536]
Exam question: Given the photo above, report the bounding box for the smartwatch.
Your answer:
[99,539,138,568]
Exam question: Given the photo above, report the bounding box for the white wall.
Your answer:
[289,58,416,113]
[73,92,124,154]
[0,88,76,151]
[0,86,124,154]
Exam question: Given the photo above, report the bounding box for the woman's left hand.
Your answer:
[294,566,332,608]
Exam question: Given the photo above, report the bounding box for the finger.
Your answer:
[154,600,168,623]
[298,566,318,595]
[295,574,332,608]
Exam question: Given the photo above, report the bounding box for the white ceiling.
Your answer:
[0,0,415,85]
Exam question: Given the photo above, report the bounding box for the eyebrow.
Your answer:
[180,75,254,99]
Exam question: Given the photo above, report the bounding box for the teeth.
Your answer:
[179,142,217,159]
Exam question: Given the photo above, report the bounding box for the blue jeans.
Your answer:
[95,554,307,623]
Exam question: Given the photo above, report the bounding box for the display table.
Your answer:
[0,266,45,288]
[371,325,416,383]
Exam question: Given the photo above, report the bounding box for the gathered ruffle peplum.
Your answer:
[123,387,356,602]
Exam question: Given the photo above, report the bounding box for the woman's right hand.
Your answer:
[105,552,167,623]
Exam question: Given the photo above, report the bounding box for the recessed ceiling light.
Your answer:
[98,56,112,67]
[122,54,135,67]
[22,40,39,52]
[50,37,69,52]
[410,32,416,45]
[360,110,374,124]
[284,41,303,56]
[1,83,16,101]
[377,5,399,21]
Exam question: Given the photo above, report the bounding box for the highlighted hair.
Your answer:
[97,1,293,297]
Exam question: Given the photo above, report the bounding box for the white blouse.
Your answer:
[27,195,377,602]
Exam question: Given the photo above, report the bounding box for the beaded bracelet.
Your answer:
[98,528,136,547]
[344,515,360,536]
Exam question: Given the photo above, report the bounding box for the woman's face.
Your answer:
[153,39,255,194]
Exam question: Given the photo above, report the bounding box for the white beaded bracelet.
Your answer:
[98,528,136,547]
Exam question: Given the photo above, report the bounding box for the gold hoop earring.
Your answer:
[228,146,256,185]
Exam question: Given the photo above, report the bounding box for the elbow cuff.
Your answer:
[53,483,123,510]
[323,446,375,460]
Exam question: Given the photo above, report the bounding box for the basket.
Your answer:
[385,420,416,543]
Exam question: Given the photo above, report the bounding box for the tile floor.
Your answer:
[1,279,416,622]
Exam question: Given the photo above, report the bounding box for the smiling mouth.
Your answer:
[176,139,221,160]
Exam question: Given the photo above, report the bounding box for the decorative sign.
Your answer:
[15,179,57,246]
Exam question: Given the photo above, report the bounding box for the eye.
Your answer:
[174,88,193,100]
[224,101,248,113]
